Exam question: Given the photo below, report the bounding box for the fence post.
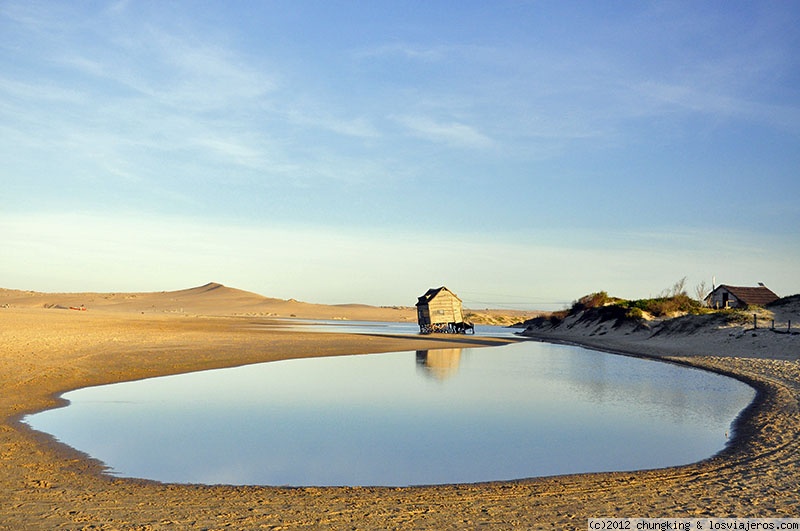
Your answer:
[772,319,775,330]
[753,313,757,329]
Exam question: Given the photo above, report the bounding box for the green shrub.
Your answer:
[717,308,752,325]
[625,307,644,320]
[566,289,714,322]
[570,291,611,314]
[621,294,702,317]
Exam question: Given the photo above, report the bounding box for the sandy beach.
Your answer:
[1,286,798,529]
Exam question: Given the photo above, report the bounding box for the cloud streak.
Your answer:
[394,115,494,149]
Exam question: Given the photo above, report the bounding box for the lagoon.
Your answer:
[24,339,754,487]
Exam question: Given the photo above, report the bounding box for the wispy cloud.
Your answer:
[393,115,494,149]
[54,28,275,112]
[283,107,381,139]
[0,77,86,104]
[633,78,800,133]
[353,42,454,63]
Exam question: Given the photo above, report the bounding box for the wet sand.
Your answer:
[2,307,798,529]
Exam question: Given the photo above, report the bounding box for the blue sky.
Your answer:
[2,1,798,309]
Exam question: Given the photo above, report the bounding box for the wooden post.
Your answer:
[772,319,775,330]
[753,313,757,329]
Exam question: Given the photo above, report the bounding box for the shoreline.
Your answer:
[2,308,798,528]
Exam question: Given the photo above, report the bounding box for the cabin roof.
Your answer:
[416,286,462,307]
[707,284,779,306]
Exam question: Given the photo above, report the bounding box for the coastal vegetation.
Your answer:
[530,279,782,330]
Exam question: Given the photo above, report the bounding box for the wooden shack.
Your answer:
[416,286,473,334]
[705,283,779,309]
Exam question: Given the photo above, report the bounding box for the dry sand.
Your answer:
[0,283,540,325]
[1,286,798,529]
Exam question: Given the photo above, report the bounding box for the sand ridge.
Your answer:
[1,288,799,529]
[0,282,416,321]
[0,283,540,325]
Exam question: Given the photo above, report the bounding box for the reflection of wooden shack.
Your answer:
[416,286,474,334]
[416,349,462,380]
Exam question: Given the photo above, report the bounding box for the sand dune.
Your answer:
[0,282,541,324]
[0,282,417,321]
[520,294,800,361]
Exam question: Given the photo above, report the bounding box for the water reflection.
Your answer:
[24,342,755,487]
[545,342,736,425]
[416,349,462,380]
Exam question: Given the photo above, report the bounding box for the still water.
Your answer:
[25,340,754,487]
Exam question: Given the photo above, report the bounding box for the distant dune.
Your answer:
[0,282,541,325]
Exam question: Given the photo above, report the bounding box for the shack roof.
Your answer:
[708,284,780,306]
[416,286,462,307]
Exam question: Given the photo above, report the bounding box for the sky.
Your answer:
[1,1,798,310]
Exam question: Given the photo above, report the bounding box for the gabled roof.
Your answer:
[416,286,462,306]
[708,284,780,306]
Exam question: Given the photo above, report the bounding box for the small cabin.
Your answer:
[704,283,779,309]
[416,286,472,334]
